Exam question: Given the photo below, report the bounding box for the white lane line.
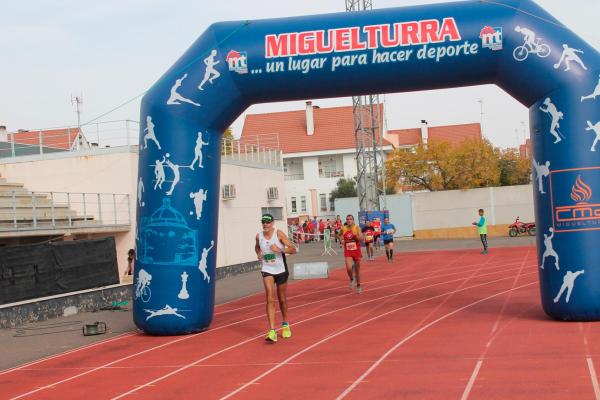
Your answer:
[0,332,137,376]
[461,360,484,400]
[587,358,600,400]
[218,277,537,400]
[335,281,536,400]
[458,248,532,400]
[112,271,535,400]
[213,255,528,316]
[10,261,530,399]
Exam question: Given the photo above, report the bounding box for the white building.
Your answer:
[241,102,394,222]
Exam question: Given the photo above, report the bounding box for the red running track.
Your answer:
[2,246,600,399]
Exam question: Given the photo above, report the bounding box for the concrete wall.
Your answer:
[334,184,535,239]
[217,162,287,268]
[0,148,138,277]
[0,147,287,278]
[412,185,534,238]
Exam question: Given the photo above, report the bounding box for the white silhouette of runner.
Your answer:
[167,73,201,106]
[144,305,186,321]
[553,270,585,303]
[515,26,536,49]
[198,240,215,283]
[554,44,587,72]
[586,121,600,152]
[138,177,145,207]
[581,75,600,102]
[539,227,559,270]
[154,156,166,190]
[532,158,550,194]
[539,98,564,143]
[198,50,221,90]
[190,189,208,220]
[165,154,181,196]
[143,116,161,150]
[190,131,209,170]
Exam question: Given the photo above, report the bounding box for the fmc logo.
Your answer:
[226,50,248,74]
[479,26,503,51]
[551,167,600,232]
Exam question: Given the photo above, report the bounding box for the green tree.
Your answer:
[498,148,531,186]
[329,178,357,204]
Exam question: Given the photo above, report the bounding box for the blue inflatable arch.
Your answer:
[135,0,600,334]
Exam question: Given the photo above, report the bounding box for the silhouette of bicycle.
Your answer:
[136,284,152,303]
[513,39,551,61]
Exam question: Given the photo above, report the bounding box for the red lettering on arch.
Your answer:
[298,32,316,54]
[439,17,461,41]
[265,34,289,58]
[401,22,420,45]
[420,19,440,43]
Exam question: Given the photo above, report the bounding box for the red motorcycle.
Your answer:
[508,217,536,237]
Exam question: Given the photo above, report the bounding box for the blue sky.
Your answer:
[0,0,598,149]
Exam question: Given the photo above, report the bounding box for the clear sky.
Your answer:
[1,0,598,149]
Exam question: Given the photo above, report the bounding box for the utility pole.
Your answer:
[71,95,83,150]
[477,98,484,140]
[345,0,386,212]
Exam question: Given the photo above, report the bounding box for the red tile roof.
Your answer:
[387,123,481,147]
[8,128,80,150]
[241,104,392,154]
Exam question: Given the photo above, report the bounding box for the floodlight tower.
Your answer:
[345,0,387,212]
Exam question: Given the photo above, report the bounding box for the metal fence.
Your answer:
[0,120,139,159]
[221,137,282,168]
[0,191,131,232]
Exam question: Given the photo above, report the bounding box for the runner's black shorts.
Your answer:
[261,270,289,285]
[261,253,289,285]
[383,239,394,245]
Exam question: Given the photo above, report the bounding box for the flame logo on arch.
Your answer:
[570,175,592,203]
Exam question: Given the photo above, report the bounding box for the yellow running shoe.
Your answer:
[281,323,292,339]
[265,329,277,342]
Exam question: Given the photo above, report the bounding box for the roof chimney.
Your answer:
[0,126,6,142]
[420,119,429,147]
[306,101,314,136]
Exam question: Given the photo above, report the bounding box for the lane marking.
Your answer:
[461,360,484,400]
[218,278,537,400]
[587,358,600,400]
[335,282,536,400]
[112,272,535,400]
[9,258,533,399]
[0,332,137,376]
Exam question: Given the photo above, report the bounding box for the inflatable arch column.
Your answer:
[134,0,600,334]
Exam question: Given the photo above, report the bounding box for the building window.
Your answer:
[291,197,297,213]
[300,196,307,212]
[261,207,283,220]
[330,195,335,211]
[318,156,344,178]
[320,194,327,212]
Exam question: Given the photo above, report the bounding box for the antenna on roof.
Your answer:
[71,94,84,150]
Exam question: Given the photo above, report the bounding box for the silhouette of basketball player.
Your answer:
[585,120,600,152]
[539,227,559,270]
[554,44,587,72]
[539,98,564,143]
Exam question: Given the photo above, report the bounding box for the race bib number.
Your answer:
[366,234,373,241]
[263,253,276,263]
[345,242,358,251]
